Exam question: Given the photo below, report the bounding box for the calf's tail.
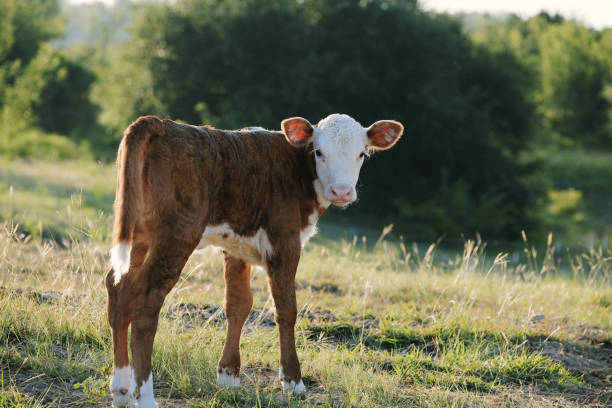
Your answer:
[110,116,162,284]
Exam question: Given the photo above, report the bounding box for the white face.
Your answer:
[281,113,403,207]
[312,115,369,206]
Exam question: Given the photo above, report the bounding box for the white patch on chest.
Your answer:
[299,179,330,247]
[300,210,319,247]
[196,223,273,266]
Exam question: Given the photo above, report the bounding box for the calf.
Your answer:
[106,114,402,407]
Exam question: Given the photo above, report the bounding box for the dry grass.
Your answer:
[0,223,610,407]
[0,159,610,407]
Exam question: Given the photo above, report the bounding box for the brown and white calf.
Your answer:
[106,113,402,407]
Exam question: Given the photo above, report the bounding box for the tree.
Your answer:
[0,0,99,146]
[537,21,609,146]
[98,0,534,238]
[471,13,612,148]
[0,0,63,107]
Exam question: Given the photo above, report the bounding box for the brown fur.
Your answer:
[217,252,252,377]
[107,116,323,399]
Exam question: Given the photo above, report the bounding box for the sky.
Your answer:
[68,0,612,29]
[421,0,612,30]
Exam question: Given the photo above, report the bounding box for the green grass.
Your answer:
[0,158,611,406]
[0,129,91,162]
[0,159,115,243]
[0,224,610,407]
[534,148,612,247]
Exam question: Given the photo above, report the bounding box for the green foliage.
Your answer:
[0,380,46,407]
[0,0,63,104]
[102,0,534,239]
[547,189,583,218]
[532,148,612,242]
[471,13,612,148]
[2,44,98,137]
[0,0,100,160]
[89,42,166,145]
[538,22,609,146]
[0,0,63,66]
[2,0,612,241]
[0,127,87,160]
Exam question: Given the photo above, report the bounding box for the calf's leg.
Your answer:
[217,253,253,387]
[129,237,198,408]
[106,240,149,407]
[267,251,305,394]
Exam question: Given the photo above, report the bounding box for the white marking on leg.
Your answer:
[287,379,306,395]
[135,372,157,408]
[110,366,133,407]
[110,242,131,285]
[217,367,240,388]
[279,365,307,395]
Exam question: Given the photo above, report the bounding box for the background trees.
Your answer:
[1,0,98,144]
[108,0,536,238]
[1,0,611,242]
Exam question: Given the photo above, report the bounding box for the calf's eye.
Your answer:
[315,150,323,158]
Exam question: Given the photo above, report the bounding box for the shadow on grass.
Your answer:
[304,321,611,396]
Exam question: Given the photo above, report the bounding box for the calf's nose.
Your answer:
[329,184,354,202]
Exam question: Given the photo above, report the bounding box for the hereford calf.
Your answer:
[106,114,402,407]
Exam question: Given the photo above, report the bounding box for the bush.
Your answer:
[0,128,89,160]
[2,44,98,137]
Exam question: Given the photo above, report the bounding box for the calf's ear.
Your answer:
[281,117,314,147]
[367,120,403,150]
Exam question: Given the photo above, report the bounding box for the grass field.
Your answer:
[0,159,114,244]
[1,223,611,407]
[0,159,611,407]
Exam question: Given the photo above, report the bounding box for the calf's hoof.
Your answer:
[217,367,241,388]
[111,366,134,407]
[133,373,158,408]
[111,389,134,407]
[282,378,306,395]
[134,395,158,408]
[279,366,306,395]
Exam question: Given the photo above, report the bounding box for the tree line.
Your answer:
[1,0,611,240]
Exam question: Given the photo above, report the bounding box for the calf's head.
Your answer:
[282,114,403,206]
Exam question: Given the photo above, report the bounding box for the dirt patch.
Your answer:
[164,302,277,329]
[528,337,612,391]
[1,369,101,407]
[165,302,224,327]
[165,302,338,330]
[299,308,338,324]
[0,286,67,304]
[297,280,344,295]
